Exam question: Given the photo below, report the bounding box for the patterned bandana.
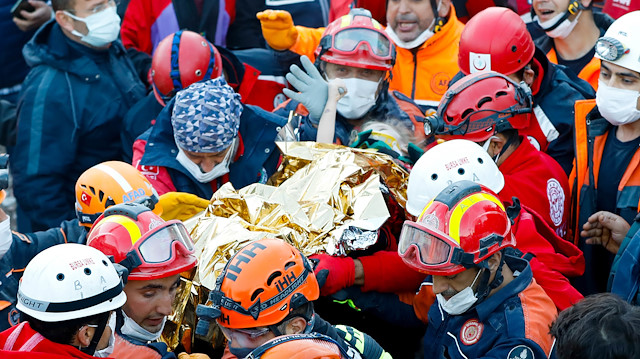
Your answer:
[172,77,243,153]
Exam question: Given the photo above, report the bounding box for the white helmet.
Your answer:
[406,139,505,216]
[595,11,640,73]
[17,243,127,322]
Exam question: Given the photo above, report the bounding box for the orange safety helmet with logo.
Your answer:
[314,8,395,72]
[151,30,223,106]
[423,71,533,143]
[247,333,350,359]
[75,161,162,228]
[86,202,197,280]
[398,180,516,276]
[195,238,319,338]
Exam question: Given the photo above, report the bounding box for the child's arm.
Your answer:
[316,79,346,143]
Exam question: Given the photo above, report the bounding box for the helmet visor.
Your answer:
[398,221,456,268]
[136,221,195,264]
[333,28,392,59]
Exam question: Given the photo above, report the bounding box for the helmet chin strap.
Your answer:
[80,315,109,356]
[473,252,506,305]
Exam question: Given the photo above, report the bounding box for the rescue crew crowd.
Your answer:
[1,0,640,357]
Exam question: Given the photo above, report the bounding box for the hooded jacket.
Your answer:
[11,20,146,232]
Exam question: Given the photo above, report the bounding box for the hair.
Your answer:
[21,311,110,345]
[51,0,74,11]
[550,293,640,359]
[358,118,415,156]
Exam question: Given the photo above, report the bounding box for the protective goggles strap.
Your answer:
[18,282,123,313]
[204,42,216,80]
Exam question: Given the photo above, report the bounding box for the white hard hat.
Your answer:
[17,243,127,322]
[595,11,640,73]
[406,139,505,216]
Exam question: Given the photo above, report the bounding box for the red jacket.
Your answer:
[0,322,103,359]
[499,137,571,238]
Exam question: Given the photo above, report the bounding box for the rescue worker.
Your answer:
[426,71,571,238]
[87,202,199,358]
[194,238,392,359]
[275,9,424,146]
[398,181,557,358]
[406,140,584,309]
[258,0,464,113]
[133,77,287,198]
[0,243,127,358]
[456,6,594,174]
[0,161,160,331]
[530,0,614,89]
[569,11,640,295]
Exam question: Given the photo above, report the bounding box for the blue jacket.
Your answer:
[609,218,640,305]
[135,98,287,199]
[11,20,146,232]
[273,89,415,145]
[531,48,594,175]
[0,219,86,331]
[423,256,557,359]
[0,0,34,92]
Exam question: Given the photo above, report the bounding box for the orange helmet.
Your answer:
[424,71,533,142]
[86,203,197,280]
[196,238,319,331]
[75,161,161,228]
[247,334,349,359]
[398,180,516,275]
[315,8,395,72]
[151,30,223,106]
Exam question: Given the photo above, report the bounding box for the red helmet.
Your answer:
[315,8,395,71]
[398,180,516,275]
[459,7,535,76]
[151,30,223,106]
[87,203,197,280]
[427,71,532,142]
[196,238,319,330]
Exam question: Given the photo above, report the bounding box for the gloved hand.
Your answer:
[0,190,5,205]
[158,192,210,221]
[256,10,299,51]
[178,353,210,359]
[283,55,328,123]
[310,253,355,296]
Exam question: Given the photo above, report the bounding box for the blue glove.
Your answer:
[283,55,328,123]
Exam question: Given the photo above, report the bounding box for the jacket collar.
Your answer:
[474,255,530,322]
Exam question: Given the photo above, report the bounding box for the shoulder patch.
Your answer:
[507,345,535,359]
[546,178,565,227]
[460,319,483,346]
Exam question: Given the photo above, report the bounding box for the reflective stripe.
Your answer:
[448,193,504,243]
[413,99,440,107]
[93,216,142,244]
[95,163,134,192]
[446,332,469,359]
[533,105,559,142]
[256,75,287,86]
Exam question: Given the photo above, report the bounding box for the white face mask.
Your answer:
[436,269,483,316]
[536,10,581,39]
[0,215,11,260]
[65,6,121,47]
[596,81,640,126]
[93,312,116,358]
[176,138,236,183]
[120,310,166,342]
[385,0,441,49]
[336,78,380,119]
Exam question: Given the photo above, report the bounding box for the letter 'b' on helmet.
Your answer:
[87,203,197,281]
[17,243,127,322]
[406,139,505,217]
[458,7,535,76]
[207,238,319,329]
[595,11,640,73]
[75,161,161,228]
[151,30,224,106]
[399,181,516,275]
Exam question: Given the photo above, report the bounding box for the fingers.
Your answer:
[282,88,303,102]
[300,55,323,80]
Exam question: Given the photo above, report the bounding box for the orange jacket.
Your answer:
[290,7,464,112]
[546,48,601,90]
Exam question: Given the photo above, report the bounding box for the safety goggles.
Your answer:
[595,36,630,62]
[124,220,195,268]
[398,220,461,271]
[331,28,392,60]
[219,325,272,348]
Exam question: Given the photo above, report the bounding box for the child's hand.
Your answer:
[327,78,347,104]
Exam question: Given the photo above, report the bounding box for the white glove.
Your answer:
[283,55,328,123]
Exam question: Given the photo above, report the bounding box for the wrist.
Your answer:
[353,259,364,286]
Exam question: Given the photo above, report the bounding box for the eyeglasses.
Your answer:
[219,325,272,347]
[67,0,119,15]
